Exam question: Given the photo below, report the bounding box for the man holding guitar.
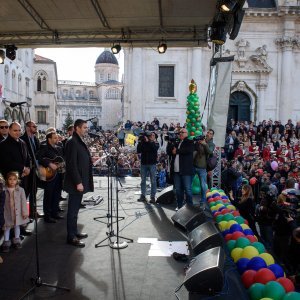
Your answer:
[36,131,64,223]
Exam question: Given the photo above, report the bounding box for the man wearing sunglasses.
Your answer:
[0,119,9,142]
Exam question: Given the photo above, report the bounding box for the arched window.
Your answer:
[75,90,81,98]
[25,78,30,97]
[228,91,251,123]
[25,51,29,66]
[63,89,69,98]
[36,71,47,92]
[107,73,111,81]
[4,65,9,89]
[12,69,17,92]
[89,90,95,98]
[100,72,104,82]
[18,74,22,95]
[106,88,120,99]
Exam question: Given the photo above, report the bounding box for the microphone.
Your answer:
[10,101,27,107]
[85,117,97,122]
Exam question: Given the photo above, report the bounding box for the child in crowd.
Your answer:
[0,174,5,261]
[1,171,29,253]
[157,163,167,188]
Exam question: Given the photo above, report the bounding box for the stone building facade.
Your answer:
[124,0,300,126]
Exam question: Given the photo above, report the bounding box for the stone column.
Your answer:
[256,79,267,122]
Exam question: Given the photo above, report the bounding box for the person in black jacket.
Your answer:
[64,119,94,248]
[20,121,42,218]
[171,129,194,209]
[36,131,64,223]
[137,131,159,203]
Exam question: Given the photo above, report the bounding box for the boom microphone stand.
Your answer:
[19,124,69,300]
[93,134,133,249]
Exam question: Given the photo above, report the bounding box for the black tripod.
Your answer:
[19,129,69,299]
[94,154,133,249]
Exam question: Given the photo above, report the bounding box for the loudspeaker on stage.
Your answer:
[188,221,223,256]
[183,247,224,294]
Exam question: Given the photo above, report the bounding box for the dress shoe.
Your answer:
[52,215,64,220]
[67,237,85,248]
[58,208,65,212]
[20,228,32,236]
[76,233,88,239]
[80,203,86,209]
[44,217,56,223]
[37,212,44,218]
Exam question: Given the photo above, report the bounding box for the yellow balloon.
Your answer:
[226,205,236,211]
[241,224,250,230]
[215,204,223,209]
[218,221,228,232]
[231,248,243,262]
[259,253,275,266]
[240,246,259,259]
[226,220,238,230]
[210,205,217,211]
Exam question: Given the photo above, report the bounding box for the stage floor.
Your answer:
[0,177,249,300]
[0,177,192,300]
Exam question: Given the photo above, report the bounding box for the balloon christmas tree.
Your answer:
[186,79,202,138]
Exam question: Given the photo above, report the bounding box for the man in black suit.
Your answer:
[171,128,195,209]
[0,122,31,182]
[64,119,94,247]
[0,119,9,142]
[20,121,42,218]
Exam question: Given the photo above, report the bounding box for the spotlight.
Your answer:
[111,44,121,54]
[0,50,5,64]
[5,45,17,61]
[220,0,237,12]
[157,41,167,54]
[210,22,227,45]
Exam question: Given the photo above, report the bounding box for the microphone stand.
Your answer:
[19,130,69,300]
[92,132,133,249]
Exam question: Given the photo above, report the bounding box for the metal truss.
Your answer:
[211,147,221,189]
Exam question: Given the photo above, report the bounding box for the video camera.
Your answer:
[194,135,206,142]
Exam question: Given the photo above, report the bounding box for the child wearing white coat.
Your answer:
[1,171,29,252]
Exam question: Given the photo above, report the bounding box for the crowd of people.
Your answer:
[0,116,299,287]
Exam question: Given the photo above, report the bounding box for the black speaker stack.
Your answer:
[171,205,227,296]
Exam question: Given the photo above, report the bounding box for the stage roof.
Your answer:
[0,0,221,48]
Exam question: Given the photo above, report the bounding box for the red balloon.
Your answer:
[253,268,276,284]
[249,177,257,185]
[214,196,222,201]
[221,209,230,215]
[213,211,222,217]
[225,233,233,242]
[231,231,245,240]
[246,235,257,243]
[241,270,257,289]
[232,211,240,217]
[244,219,249,225]
[277,277,295,293]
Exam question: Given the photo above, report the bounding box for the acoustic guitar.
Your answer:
[37,156,66,182]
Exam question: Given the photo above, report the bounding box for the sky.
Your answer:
[35,47,124,82]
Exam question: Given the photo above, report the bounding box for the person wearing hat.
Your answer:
[137,131,159,203]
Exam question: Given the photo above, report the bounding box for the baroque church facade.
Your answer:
[0,49,122,131]
[123,0,300,126]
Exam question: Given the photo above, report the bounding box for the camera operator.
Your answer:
[137,131,159,204]
[193,135,212,204]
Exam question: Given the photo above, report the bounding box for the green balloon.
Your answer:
[263,281,285,300]
[215,215,224,223]
[191,126,196,132]
[223,213,235,222]
[235,237,251,249]
[235,216,245,224]
[248,283,265,300]
[190,110,195,115]
[191,118,196,123]
[226,240,236,253]
[283,292,300,300]
[251,242,266,254]
[209,201,216,207]
[186,119,190,123]
[195,130,201,136]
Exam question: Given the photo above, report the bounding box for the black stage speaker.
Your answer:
[184,247,224,294]
[171,205,211,232]
[188,221,223,256]
[156,186,175,204]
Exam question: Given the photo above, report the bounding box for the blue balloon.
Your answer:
[268,264,284,278]
[229,224,243,233]
[243,229,254,236]
[222,229,230,237]
[218,206,226,212]
[236,258,250,274]
[247,257,267,271]
[212,193,220,198]
[221,195,229,199]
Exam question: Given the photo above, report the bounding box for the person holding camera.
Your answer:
[193,135,212,204]
[137,131,159,203]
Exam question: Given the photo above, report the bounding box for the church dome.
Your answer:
[95,50,118,65]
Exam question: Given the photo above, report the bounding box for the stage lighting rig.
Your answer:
[157,41,167,54]
[111,44,121,54]
[0,50,5,64]
[220,0,237,12]
[5,45,17,61]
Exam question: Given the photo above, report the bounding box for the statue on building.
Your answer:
[256,45,268,61]
[236,38,249,60]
